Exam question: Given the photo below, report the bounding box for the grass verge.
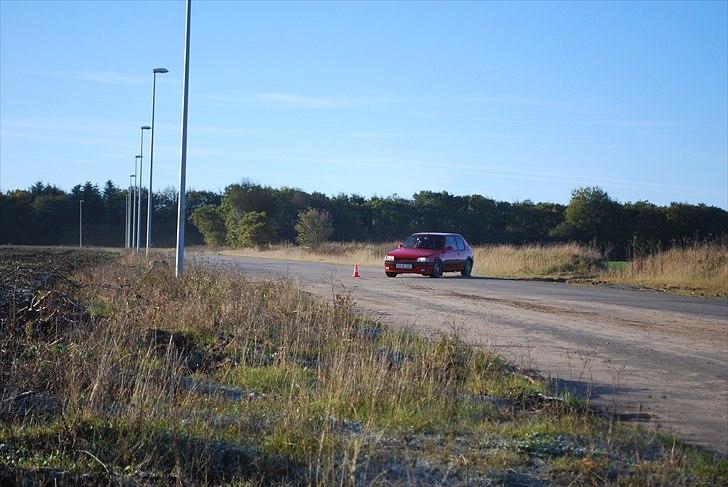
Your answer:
[596,243,728,297]
[206,241,727,297]
[2,247,726,485]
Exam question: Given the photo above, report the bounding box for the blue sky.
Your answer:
[1,1,726,207]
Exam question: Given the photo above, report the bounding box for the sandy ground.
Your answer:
[193,252,728,454]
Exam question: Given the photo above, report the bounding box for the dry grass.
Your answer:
[2,248,725,485]
[207,241,602,279]
[472,243,603,279]
[598,243,728,297]
[209,241,728,296]
[206,241,395,268]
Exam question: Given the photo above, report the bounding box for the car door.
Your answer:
[454,235,466,270]
[443,235,458,271]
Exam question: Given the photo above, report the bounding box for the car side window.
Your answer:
[455,235,465,251]
[445,235,457,250]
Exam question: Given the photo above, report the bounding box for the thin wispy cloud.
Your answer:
[191,90,679,134]
[149,142,715,196]
[28,69,149,86]
[0,129,128,149]
[1,119,127,135]
[195,91,372,109]
[594,120,679,127]
[296,153,715,195]
[193,91,589,111]
[339,130,597,140]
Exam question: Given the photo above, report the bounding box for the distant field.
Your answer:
[213,242,728,297]
[2,247,726,485]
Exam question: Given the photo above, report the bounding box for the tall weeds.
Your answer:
[215,241,727,296]
[2,248,725,485]
[601,242,728,296]
[472,243,603,278]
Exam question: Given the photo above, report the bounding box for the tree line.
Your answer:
[0,181,219,247]
[2,180,726,258]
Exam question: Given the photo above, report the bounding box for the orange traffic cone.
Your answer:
[352,264,361,278]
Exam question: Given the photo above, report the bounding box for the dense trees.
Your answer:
[188,182,726,257]
[0,180,217,247]
[2,180,726,258]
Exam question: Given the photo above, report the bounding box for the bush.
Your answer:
[225,210,273,248]
[295,208,333,247]
[190,205,226,246]
[551,187,627,245]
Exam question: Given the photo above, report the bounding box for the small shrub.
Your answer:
[295,208,333,248]
[225,210,273,248]
[190,205,226,246]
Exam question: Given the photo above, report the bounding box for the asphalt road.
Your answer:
[195,252,728,454]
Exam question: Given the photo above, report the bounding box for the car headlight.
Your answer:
[416,257,430,262]
[385,255,395,261]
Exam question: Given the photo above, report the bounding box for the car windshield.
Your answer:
[402,234,444,250]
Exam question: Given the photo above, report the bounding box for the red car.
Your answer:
[384,232,474,278]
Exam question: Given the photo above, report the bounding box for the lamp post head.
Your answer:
[153,68,169,74]
[80,200,84,203]
[141,125,151,130]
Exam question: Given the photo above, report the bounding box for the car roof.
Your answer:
[411,232,461,237]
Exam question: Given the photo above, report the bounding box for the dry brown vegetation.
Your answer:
[471,243,603,279]
[211,241,397,268]
[1,248,726,485]
[598,243,728,297]
[209,242,601,278]
[213,241,728,296]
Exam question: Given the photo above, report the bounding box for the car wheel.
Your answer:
[429,259,443,278]
[461,258,473,277]
[385,272,397,278]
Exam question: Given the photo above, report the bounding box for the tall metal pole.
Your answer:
[79,200,84,248]
[175,0,191,277]
[146,74,157,257]
[125,184,130,248]
[132,159,139,250]
[137,127,150,253]
[147,68,168,256]
[127,174,135,248]
[137,131,144,253]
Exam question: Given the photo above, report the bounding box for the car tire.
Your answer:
[429,259,443,278]
[385,272,397,278]
[461,258,473,277]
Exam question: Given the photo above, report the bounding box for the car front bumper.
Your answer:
[384,262,432,275]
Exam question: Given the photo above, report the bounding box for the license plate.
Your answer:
[395,263,412,269]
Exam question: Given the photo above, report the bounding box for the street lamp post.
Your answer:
[79,200,84,248]
[137,127,150,253]
[127,174,135,248]
[132,158,140,250]
[175,0,191,277]
[146,67,169,256]
[125,182,130,248]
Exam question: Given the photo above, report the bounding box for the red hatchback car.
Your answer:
[384,233,474,278]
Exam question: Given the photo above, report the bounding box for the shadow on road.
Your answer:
[550,377,653,422]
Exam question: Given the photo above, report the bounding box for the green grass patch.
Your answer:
[606,260,629,271]
[218,364,316,395]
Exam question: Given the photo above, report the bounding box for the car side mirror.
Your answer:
[397,242,403,249]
